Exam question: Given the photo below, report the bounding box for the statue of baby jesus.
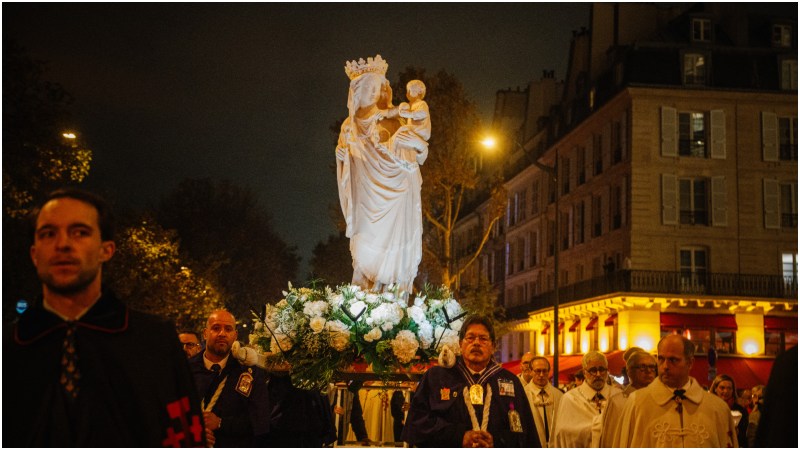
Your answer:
[387,79,430,168]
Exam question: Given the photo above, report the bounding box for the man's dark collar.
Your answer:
[14,290,129,344]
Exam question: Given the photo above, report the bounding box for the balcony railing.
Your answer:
[504,270,798,320]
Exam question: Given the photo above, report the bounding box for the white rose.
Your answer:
[417,321,434,349]
[303,300,329,318]
[310,316,326,333]
[349,301,367,318]
[365,293,379,304]
[326,320,352,351]
[364,327,382,342]
[407,305,427,324]
[414,296,426,307]
[355,291,366,300]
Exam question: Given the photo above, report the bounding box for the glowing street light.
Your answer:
[481,133,561,388]
[62,132,77,139]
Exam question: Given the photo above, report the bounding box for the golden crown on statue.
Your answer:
[344,55,388,80]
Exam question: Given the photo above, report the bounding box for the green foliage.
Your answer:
[105,217,225,332]
[458,277,509,338]
[156,178,300,323]
[3,40,91,218]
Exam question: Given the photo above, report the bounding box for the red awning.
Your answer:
[585,317,598,331]
[540,323,550,335]
[558,322,565,331]
[764,316,798,330]
[660,313,737,330]
[569,320,581,332]
[689,355,774,389]
[605,314,617,326]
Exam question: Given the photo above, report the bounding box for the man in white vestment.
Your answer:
[551,351,621,447]
[596,350,657,447]
[614,335,737,447]
[524,356,563,448]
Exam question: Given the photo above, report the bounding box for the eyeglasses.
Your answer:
[633,364,658,372]
[586,366,609,376]
[182,342,200,349]
[521,361,533,367]
[463,335,491,344]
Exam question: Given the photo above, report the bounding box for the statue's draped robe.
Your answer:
[337,111,423,293]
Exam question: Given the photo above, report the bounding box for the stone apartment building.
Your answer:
[454,3,797,385]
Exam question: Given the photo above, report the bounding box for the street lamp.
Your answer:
[483,134,560,388]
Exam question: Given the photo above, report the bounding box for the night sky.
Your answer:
[4,3,590,274]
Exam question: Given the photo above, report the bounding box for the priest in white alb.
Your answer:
[613,335,737,447]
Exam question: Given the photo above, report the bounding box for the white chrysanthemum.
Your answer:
[417,321,434,349]
[303,300,329,318]
[451,319,464,333]
[407,305,426,324]
[365,293,380,304]
[349,300,367,318]
[355,291,366,300]
[364,327,382,343]
[434,327,460,354]
[414,296,426,307]
[326,320,351,351]
[309,316,326,333]
[382,292,395,301]
[391,330,420,363]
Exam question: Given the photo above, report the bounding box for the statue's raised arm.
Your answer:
[335,55,430,295]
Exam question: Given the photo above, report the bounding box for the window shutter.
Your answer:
[711,176,727,226]
[661,106,678,157]
[710,110,726,159]
[662,174,678,225]
[621,175,628,226]
[762,112,779,162]
[763,178,780,229]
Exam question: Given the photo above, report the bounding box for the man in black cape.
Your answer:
[402,315,540,447]
[4,188,204,447]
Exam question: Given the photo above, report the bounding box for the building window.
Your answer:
[779,117,798,161]
[714,330,735,354]
[547,221,555,257]
[593,134,603,175]
[575,201,585,245]
[683,53,707,85]
[516,237,525,272]
[592,196,602,237]
[679,178,709,225]
[518,189,527,223]
[781,59,797,90]
[773,24,792,48]
[679,112,707,157]
[531,180,540,216]
[780,182,797,227]
[611,121,623,164]
[680,247,708,293]
[548,176,556,204]
[611,185,622,230]
[765,330,798,356]
[562,157,570,195]
[577,146,586,185]
[530,231,539,267]
[692,18,712,42]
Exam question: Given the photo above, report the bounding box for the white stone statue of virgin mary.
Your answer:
[335,55,429,294]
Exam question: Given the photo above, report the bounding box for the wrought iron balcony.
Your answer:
[505,270,798,320]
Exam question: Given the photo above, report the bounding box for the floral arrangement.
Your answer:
[249,282,467,390]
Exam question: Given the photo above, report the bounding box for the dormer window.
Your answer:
[692,18,712,42]
[773,24,792,48]
[683,53,707,85]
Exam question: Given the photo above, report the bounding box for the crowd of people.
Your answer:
[4,187,797,448]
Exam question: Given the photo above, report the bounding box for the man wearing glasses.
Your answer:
[402,315,539,448]
[517,352,535,387]
[599,350,657,446]
[615,334,737,447]
[524,356,563,447]
[179,331,202,358]
[551,351,621,447]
